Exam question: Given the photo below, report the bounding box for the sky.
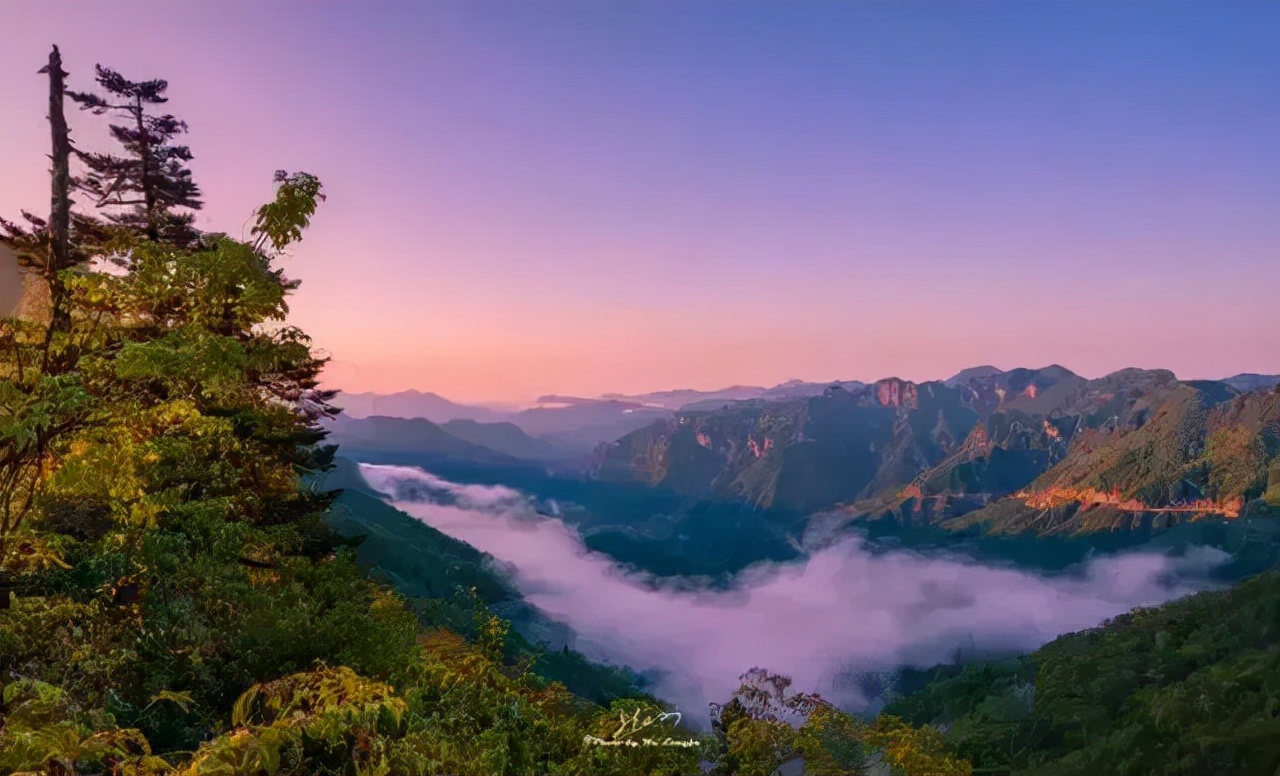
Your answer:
[2,1,1278,404]
[360,464,1228,717]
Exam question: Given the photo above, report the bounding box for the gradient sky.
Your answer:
[2,1,1278,404]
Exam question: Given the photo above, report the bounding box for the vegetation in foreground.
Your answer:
[885,570,1280,776]
[0,46,970,775]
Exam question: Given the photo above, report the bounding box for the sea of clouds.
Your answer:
[358,463,1228,720]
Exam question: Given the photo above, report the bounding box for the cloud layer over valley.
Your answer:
[359,464,1228,718]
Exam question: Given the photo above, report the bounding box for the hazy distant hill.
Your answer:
[333,380,875,453]
[593,366,1280,535]
[332,391,673,452]
[440,419,578,462]
[674,381,869,412]
[599,385,770,409]
[333,389,506,422]
[759,379,866,400]
[599,380,868,412]
[323,414,521,465]
[1224,373,1280,393]
[332,370,1279,490]
[509,401,672,451]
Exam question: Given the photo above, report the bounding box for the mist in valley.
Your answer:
[358,463,1229,721]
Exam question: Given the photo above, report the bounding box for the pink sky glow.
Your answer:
[2,2,1277,403]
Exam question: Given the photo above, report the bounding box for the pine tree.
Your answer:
[67,65,203,245]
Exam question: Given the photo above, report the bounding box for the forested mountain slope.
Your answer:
[884,570,1280,776]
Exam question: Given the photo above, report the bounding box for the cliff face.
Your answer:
[876,378,918,409]
[593,398,830,508]
[594,366,1280,534]
[595,371,1046,512]
[948,385,1280,534]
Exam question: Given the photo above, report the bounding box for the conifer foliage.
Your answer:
[67,64,203,245]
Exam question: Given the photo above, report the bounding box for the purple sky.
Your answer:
[2,1,1278,403]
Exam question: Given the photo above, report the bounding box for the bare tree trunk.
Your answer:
[135,94,157,241]
[40,45,72,337]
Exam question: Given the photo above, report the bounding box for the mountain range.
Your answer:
[591,366,1280,538]
[332,390,509,423]
[336,371,1278,427]
[331,380,871,450]
[332,390,670,451]
[328,367,1279,547]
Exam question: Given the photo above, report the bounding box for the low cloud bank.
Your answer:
[359,464,1228,717]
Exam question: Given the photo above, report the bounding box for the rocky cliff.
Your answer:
[593,366,1280,534]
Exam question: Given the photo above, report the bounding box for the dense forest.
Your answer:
[884,571,1280,775]
[0,47,973,775]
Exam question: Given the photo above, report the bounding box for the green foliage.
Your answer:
[1268,453,1280,505]
[722,716,799,776]
[795,704,870,775]
[885,570,1280,775]
[0,104,702,775]
[251,171,325,254]
[1202,424,1268,500]
[0,371,93,574]
[313,467,651,706]
[178,666,406,776]
[707,668,971,776]
[0,677,170,776]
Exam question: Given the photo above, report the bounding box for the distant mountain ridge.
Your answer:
[323,414,523,464]
[334,380,876,451]
[507,401,670,450]
[333,391,672,452]
[439,419,577,462]
[592,365,1280,537]
[1224,373,1280,393]
[331,369,1279,493]
[338,371,1277,424]
[334,390,506,423]
[943,365,1005,388]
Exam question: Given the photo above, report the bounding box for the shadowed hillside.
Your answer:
[884,570,1280,775]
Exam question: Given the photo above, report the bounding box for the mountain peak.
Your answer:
[1037,364,1079,378]
[944,365,1005,387]
[333,389,503,423]
[1097,367,1178,386]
